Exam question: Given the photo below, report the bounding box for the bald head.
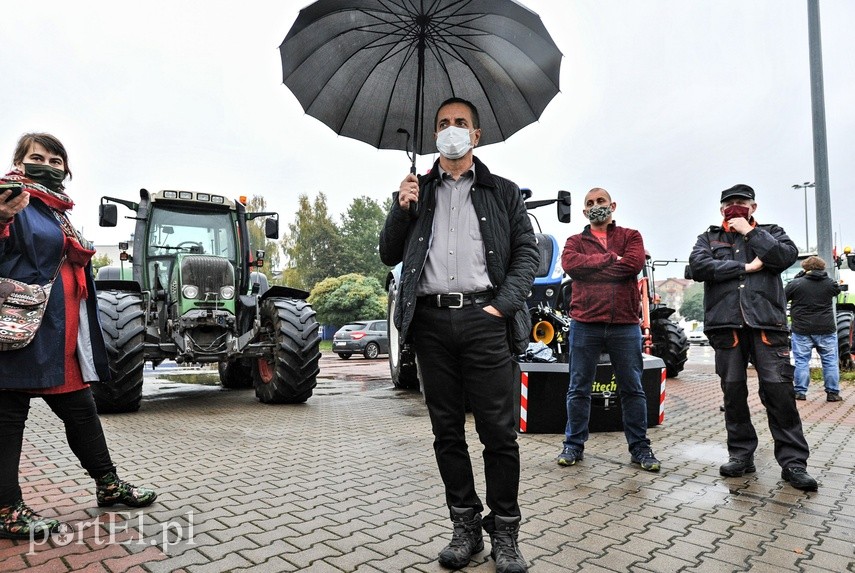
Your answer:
[585,187,611,203]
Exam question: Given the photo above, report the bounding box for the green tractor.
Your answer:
[93,189,321,413]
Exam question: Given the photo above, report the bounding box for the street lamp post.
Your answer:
[792,181,815,253]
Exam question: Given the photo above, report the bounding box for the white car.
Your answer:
[687,330,709,346]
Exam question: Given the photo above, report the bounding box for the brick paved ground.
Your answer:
[1,353,853,572]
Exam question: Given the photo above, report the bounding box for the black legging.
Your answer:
[0,388,115,505]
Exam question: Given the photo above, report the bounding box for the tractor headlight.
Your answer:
[182,285,199,299]
[220,286,235,299]
[545,287,555,298]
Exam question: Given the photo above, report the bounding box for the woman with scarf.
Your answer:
[0,133,157,540]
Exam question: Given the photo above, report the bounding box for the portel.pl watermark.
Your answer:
[27,510,195,554]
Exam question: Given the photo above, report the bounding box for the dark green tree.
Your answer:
[280,193,344,291]
[308,273,386,327]
[680,283,705,322]
[338,196,387,284]
[244,195,281,284]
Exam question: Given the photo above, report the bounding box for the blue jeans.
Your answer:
[563,321,650,453]
[791,332,840,394]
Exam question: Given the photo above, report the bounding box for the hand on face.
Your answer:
[721,200,755,235]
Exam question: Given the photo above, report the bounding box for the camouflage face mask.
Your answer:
[586,205,612,223]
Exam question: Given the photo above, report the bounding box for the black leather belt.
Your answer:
[417,290,494,309]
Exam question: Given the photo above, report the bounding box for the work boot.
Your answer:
[781,467,818,491]
[438,506,483,569]
[720,457,756,477]
[0,500,64,540]
[96,472,157,508]
[484,515,528,573]
[826,392,842,402]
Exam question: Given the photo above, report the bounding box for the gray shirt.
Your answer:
[417,165,492,296]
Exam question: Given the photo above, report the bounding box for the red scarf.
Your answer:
[2,171,95,299]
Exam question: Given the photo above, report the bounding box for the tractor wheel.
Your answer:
[92,290,145,413]
[651,318,689,378]
[836,311,854,370]
[253,298,321,404]
[363,342,380,360]
[387,279,419,390]
[218,359,253,389]
[337,352,352,360]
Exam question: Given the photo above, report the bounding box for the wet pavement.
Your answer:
[2,353,853,572]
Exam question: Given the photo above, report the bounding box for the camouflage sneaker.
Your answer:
[96,472,157,508]
[0,500,63,540]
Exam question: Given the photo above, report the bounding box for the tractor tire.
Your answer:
[218,359,253,389]
[836,311,854,370]
[92,290,145,413]
[387,279,419,390]
[363,342,380,360]
[651,318,689,378]
[338,352,352,360]
[253,298,320,404]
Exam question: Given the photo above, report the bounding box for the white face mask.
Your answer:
[435,126,473,159]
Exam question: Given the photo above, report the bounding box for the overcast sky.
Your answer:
[2,0,853,278]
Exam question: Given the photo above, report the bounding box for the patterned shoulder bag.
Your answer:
[0,257,65,351]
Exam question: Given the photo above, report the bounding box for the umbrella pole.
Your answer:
[411,19,427,176]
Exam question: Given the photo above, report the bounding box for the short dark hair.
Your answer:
[12,132,72,180]
[434,97,480,131]
[801,256,826,271]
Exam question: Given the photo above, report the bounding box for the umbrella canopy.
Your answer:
[279,0,562,163]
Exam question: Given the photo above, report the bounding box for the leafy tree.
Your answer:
[280,193,344,291]
[91,253,112,273]
[338,196,387,284]
[680,283,705,322]
[244,195,281,283]
[308,273,386,327]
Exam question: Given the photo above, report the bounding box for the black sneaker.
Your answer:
[630,448,661,472]
[556,446,583,467]
[795,393,807,400]
[720,457,756,477]
[781,467,818,491]
[826,393,843,402]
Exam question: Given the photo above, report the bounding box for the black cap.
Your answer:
[720,184,755,202]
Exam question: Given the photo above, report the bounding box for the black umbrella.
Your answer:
[279,0,562,171]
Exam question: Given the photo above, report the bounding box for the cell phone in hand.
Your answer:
[1,183,24,203]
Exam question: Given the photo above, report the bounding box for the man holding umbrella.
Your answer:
[380,98,538,573]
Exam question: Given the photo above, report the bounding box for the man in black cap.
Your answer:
[688,184,818,491]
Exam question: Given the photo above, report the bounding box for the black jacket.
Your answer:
[688,222,798,332]
[379,156,538,352]
[785,270,840,334]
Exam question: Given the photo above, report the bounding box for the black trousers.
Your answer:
[710,327,810,469]
[0,388,115,506]
[412,302,520,518]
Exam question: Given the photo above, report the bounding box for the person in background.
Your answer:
[688,183,817,491]
[785,255,843,402]
[380,98,538,573]
[556,188,661,472]
[0,133,157,540]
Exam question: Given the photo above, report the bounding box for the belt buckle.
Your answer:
[446,292,464,309]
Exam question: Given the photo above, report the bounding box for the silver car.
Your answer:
[333,320,390,359]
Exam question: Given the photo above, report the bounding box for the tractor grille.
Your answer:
[534,233,553,278]
[181,256,234,296]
